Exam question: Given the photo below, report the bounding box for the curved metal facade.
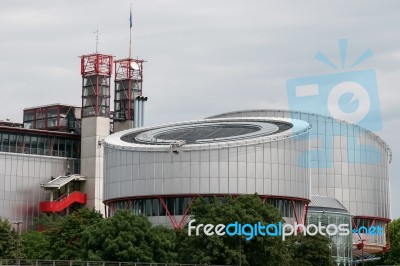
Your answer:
[103,110,392,252]
[103,117,311,226]
[209,110,392,251]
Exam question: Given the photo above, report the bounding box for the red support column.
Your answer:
[262,196,267,203]
[159,197,178,229]
[126,200,131,210]
[300,202,308,224]
[386,222,391,251]
[290,200,300,225]
[177,197,197,229]
[364,219,376,243]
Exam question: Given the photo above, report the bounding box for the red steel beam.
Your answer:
[177,196,197,229]
[159,197,178,229]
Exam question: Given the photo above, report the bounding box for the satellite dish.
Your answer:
[130,62,140,71]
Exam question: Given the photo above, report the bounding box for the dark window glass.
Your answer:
[152,199,159,216]
[159,199,166,216]
[166,198,174,215]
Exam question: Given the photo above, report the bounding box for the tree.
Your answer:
[176,195,292,266]
[44,208,103,260]
[151,226,177,263]
[382,218,400,265]
[81,210,155,262]
[20,231,51,260]
[0,219,17,259]
[288,234,334,266]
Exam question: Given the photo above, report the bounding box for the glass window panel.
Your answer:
[23,111,34,121]
[9,134,16,152]
[159,200,166,216]
[145,199,152,216]
[36,119,45,129]
[166,198,174,215]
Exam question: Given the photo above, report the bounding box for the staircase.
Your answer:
[40,191,87,213]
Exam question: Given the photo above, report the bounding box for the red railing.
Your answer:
[39,191,86,212]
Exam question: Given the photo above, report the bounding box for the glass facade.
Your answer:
[352,217,387,249]
[0,130,80,159]
[107,196,307,223]
[23,105,80,132]
[308,210,353,266]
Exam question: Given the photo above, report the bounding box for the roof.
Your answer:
[0,126,80,138]
[130,121,290,145]
[103,117,311,152]
[206,109,392,164]
[41,175,86,190]
[308,195,349,213]
[23,103,81,111]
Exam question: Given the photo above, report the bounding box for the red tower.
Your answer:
[80,53,113,213]
[113,58,147,132]
[80,54,113,117]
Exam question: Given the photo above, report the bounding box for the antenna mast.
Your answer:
[94,29,99,53]
[129,4,132,58]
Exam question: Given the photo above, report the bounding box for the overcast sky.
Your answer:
[1,0,399,217]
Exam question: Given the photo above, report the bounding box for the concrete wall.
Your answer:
[81,116,109,215]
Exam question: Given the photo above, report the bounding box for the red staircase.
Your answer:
[40,191,87,212]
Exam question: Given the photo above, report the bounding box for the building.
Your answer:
[307,195,353,265]
[0,104,81,231]
[0,50,391,264]
[209,110,391,255]
[103,117,311,228]
[0,50,147,230]
[102,109,391,265]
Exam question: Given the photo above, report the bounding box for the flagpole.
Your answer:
[129,4,132,58]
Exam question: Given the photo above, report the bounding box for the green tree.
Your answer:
[44,208,103,260]
[20,231,51,260]
[81,210,154,262]
[382,218,400,265]
[0,219,17,259]
[176,195,292,266]
[288,234,334,266]
[151,226,177,263]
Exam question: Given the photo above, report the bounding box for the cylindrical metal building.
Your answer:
[103,117,311,228]
[208,110,392,253]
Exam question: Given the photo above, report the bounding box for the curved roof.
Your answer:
[308,195,349,213]
[103,117,310,151]
[124,121,290,145]
[207,109,392,163]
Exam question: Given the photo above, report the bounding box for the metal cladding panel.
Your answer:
[0,152,78,231]
[209,110,391,219]
[103,131,311,201]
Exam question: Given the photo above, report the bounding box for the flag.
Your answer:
[129,6,132,28]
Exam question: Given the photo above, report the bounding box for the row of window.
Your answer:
[108,197,305,218]
[0,131,80,158]
[23,106,78,131]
